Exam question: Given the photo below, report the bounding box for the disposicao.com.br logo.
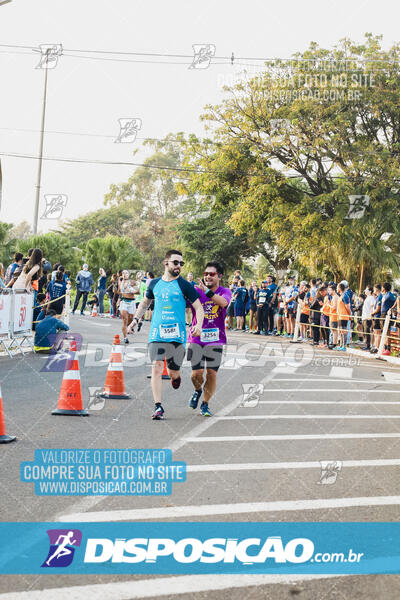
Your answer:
[84,536,318,564]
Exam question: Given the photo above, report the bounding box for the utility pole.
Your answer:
[33,48,50,234]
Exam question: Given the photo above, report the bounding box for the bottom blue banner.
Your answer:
[0,522,398,574]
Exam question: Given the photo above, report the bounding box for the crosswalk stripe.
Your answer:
[260,389,400,393]
[0,575,343,600]
[258,400,400,404]
[184,433,400,442]
[216,415,400,420]
[329,366,353,378]
[267,378,399,385]
[186,459,400,472]
[58,495,400,522]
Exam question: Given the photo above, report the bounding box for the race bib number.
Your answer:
[259,296,266,304]
[159,323,179,339]
[200,328,219,343]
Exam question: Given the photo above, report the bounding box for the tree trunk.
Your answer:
[359,263,364,294]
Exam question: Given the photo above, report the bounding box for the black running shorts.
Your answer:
[187,344,223,372]
[148,342,185,371]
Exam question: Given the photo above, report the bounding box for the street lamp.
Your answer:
[33,48,51,235]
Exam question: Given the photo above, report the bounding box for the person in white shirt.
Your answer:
[361,286,375,350]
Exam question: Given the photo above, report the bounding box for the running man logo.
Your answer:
[40,333,83,372]
[34,44,63,69]
[189,44,216,69]
[270,119,292,137]
[41,194,68,219]
[41,529,82,568]
[317,460,342,485]
[240,383,264,407]
[114,118,142,143]
[87,387,105,411]
[346,195,370,219]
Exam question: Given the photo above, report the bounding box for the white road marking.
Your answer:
[258,400,400,405]
[54,367,270,521]
[262,389,400,393]
[186,458,400,472]
[58,495,400,522]
[217,414,400,420]
[329,366,353,378]
[271,363,299,374]
[0,574,342,600]
[184,433,400,442]
[267,378,399,385]
[382,371,400,383]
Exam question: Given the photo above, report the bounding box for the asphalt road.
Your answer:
[1,314,400,598]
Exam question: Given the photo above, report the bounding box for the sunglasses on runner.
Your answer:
[169,260,185,266]
[203,271,218,277]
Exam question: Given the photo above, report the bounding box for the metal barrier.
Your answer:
[0,289,34,356]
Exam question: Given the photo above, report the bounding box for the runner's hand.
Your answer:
[127,320,137,334]
[191,325,202,337]
[196,278,207,292]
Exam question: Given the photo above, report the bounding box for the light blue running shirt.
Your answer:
[146,276,199,344]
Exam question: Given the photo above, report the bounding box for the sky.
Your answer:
[0,0,399,232]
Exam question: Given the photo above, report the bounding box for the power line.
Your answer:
[0,42,399,64]
[0,126,224,146]
[1,150,399,184]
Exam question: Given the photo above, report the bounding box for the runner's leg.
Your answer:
[203,368,217,403]
[151,360,164,404]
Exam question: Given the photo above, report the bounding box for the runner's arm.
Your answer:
[191,299,204,335]
[133,297,151,321]
[208,293,229,308]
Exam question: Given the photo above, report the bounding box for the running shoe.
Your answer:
[152,404,164,420]
[171,376,181,390]
[370,348,378,354]
[200,402,212,417]
[254,331,261,335]
[124,337,129,344]
[189,388,202,409]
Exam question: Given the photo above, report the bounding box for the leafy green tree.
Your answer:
[0,222,16,265]
[85,236,143,275]
[181,34,400,289]
[177,195,270,275]
[16,233,79,271]
[59,203,136,246]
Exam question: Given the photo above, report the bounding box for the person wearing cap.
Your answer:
[283,276,298,338]
[72,264,93,316]
[339,280,354,345]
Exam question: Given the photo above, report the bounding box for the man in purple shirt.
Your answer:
[187,261,232,416]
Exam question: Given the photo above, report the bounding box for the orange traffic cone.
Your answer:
[99,335,131,399]
[52,341,89,416]
[161,357,170,380]
[0,384,16,443]
[147,357,171,379]
[91,303,98,317]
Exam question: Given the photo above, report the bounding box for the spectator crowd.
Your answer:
[0,249,399,357]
